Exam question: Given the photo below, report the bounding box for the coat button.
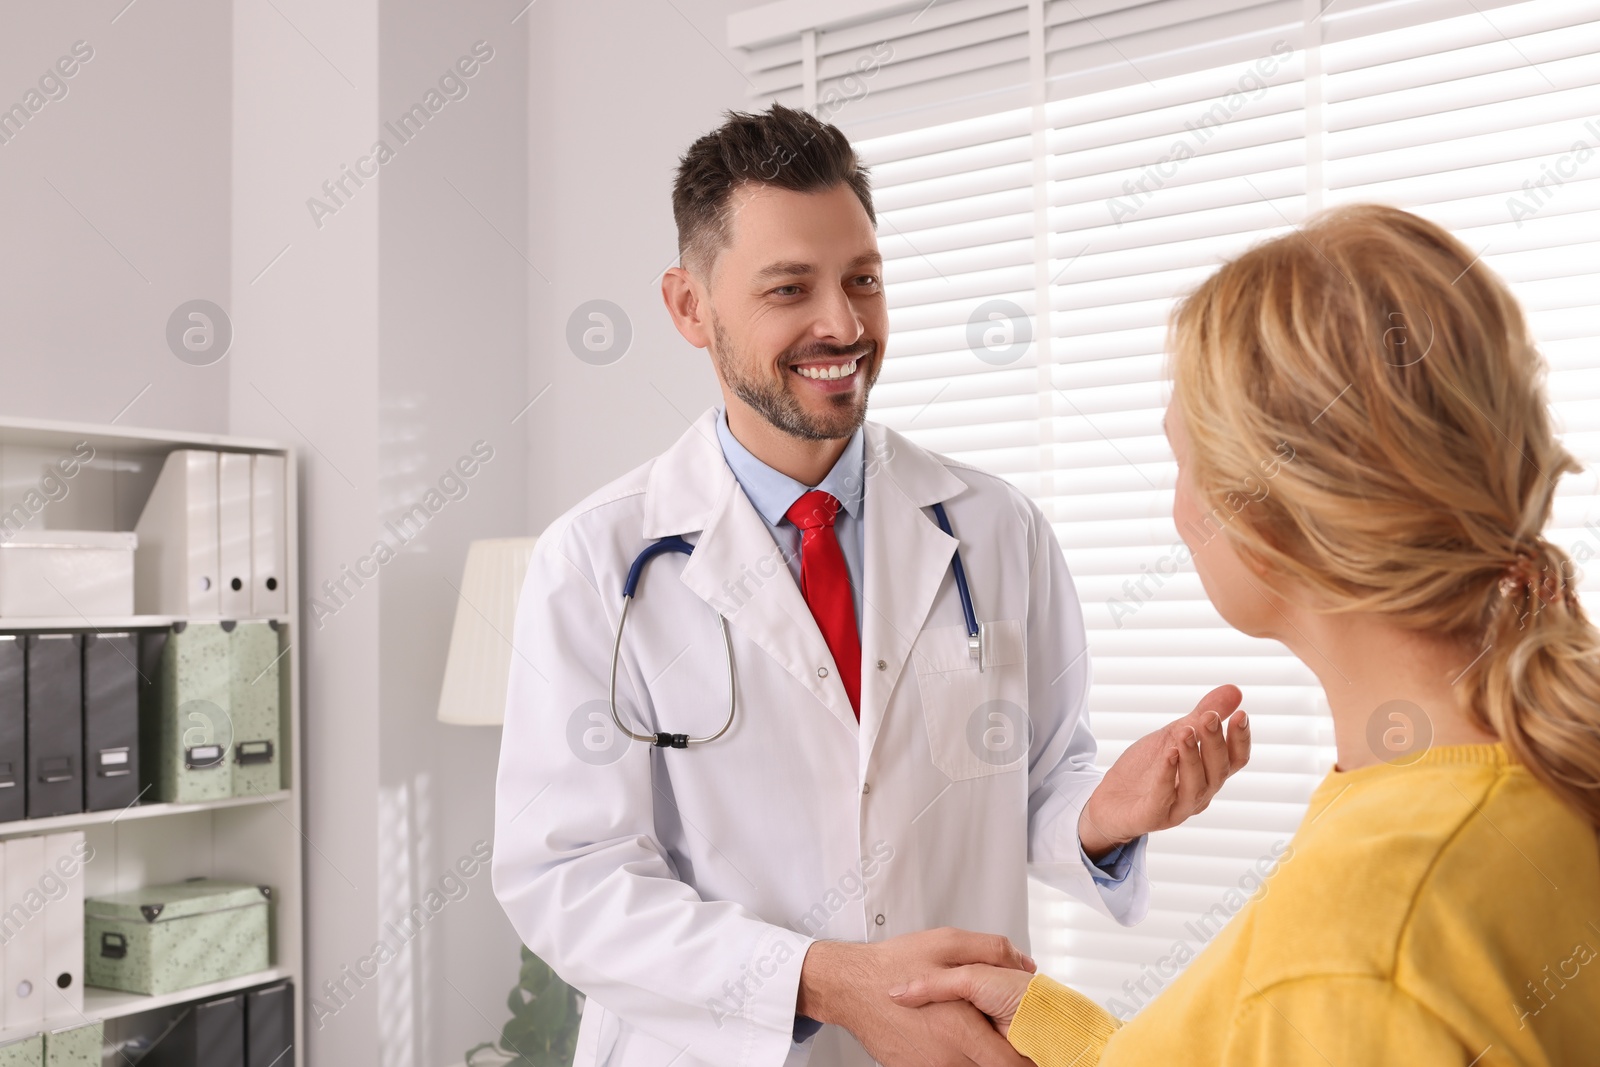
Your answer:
[874,914,886,926]
[876,660,887,671]
[818,666,829,678]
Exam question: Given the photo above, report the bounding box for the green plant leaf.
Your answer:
[467,947,582,1067]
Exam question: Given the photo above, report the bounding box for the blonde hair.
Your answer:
[1168,202,1600,826]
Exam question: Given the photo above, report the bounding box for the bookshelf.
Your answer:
[0,415,304,1061]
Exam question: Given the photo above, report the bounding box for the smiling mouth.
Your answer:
[792,358,859,381]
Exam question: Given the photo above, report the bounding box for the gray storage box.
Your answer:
[85,879,271,996]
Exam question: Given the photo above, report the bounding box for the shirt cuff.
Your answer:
[1079,835,1143,887]
[793,1015,823,1043]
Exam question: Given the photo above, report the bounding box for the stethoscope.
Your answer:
[607,501,982,749]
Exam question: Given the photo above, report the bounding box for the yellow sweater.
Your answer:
[1010,745,1600,1067]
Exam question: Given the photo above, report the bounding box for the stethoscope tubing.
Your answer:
[930,501,982,667]
[609,537,737,748]
[608,502,980,748]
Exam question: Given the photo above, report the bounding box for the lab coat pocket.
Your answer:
[912,619,1030,781]
[574,995,621,1067]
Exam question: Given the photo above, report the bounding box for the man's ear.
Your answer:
[662,266,712,350]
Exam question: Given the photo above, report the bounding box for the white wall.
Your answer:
[0,1,231,432]
[374,4,530,1065]
[0,0,751,1062]
[230,1,532,1064]
[227,3,385,1066]
[523,0,748,537]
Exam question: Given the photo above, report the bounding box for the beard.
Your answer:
[710,317,880,441]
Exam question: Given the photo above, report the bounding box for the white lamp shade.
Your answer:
[436,537,539,725]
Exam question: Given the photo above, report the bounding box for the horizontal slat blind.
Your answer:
[864,106,1043,479]
[741,0,1035,140]
[734,0,1599,1019]
[1020,35,1320,1012]
[1044,0,1302,101]
[1320,2,1600,683]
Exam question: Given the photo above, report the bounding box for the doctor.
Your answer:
[492,104,1249,1067]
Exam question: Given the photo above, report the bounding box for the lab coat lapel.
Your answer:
[642,408,861,736]
[857,422,970,764]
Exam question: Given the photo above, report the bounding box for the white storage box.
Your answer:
[0,530,137,617]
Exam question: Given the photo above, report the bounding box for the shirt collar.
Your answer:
[715,406,865,527]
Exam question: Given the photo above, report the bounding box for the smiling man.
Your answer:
[491,105,1249,1067]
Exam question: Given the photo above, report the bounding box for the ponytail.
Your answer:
[1467,538,1600,826]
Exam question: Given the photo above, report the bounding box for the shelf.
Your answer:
[0,414,304,1060]
[0,415,288,458]
[0,966,294,1044]
[0,615,292,632]
[0,791,293,838]
[85,966,295,1024]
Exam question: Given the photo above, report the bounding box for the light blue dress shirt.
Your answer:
[714,407,865,631]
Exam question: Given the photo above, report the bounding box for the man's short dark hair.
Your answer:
[672,103,875,276]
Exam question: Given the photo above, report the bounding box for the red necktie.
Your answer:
[784,491,861,719]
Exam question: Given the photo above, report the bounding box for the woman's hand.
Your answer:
[888,964,1035,1038]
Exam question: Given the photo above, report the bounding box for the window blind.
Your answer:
[1320,0,1600,615]
[732,0,1600,1018]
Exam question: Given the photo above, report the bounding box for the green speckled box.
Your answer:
[228,621,282,797]
[42,1022,100,1067]
[0,1033,41,1065]
[147,622,233,803]
[84,879,271,995]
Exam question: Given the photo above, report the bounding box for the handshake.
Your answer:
[798,928,1040,1067]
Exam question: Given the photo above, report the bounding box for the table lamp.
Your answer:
[436,537,539,725]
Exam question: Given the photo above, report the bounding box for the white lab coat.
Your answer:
[492,407,1148,1067]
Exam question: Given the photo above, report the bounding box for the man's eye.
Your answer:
[854,275,880,288]
[772,285,802,297]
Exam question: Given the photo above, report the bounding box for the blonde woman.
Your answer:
[888,204,1600,1065]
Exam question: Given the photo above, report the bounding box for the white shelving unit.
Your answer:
[0,790,292,840]
[0,415,305,1060]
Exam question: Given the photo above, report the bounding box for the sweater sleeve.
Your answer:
[1224,977,1469,1066]
[1007,975,1121,1067]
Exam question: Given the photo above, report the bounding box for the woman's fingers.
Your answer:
[889,964,1033,1029]
[888,968,975,1008]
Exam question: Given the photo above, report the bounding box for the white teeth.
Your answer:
[796,359,858,381]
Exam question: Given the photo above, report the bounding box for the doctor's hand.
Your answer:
[1078,684,1249,859]
[798,928,1036,1067]
[888,963,1033,1038]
